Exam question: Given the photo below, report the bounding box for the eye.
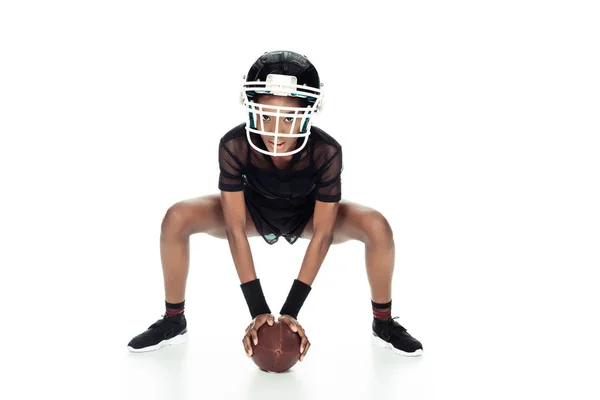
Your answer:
[261,115,271,122]
[284,117,294,123]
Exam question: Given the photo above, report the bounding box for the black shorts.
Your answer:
[244,188,314,245]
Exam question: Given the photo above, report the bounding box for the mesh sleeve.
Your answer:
[218,139,246,192]
[315,146,342,202]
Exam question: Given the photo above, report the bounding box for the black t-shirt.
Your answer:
[218,123,342,244]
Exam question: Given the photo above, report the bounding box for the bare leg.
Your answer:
[159,194,259,304]
[300,200,395,304]
[290,201,423,356]
[363,219,394,304]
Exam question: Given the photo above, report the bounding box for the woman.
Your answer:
[127,50,423,359]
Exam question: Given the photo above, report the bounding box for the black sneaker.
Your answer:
[372,317,423,356]
[127,313,188,353]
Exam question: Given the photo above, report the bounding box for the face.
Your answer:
[252,95,306,155]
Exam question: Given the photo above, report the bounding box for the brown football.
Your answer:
[250,321,301,373]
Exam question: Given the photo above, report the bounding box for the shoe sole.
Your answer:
[127,332,188,353]
[371,334,423,357]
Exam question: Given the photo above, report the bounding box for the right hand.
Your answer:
[242,313,275,357]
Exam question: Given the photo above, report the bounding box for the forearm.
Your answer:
[279,234,332,319]
[297,233,334,286]
[225,229,257,284]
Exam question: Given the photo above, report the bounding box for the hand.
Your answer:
[242,313,275,357]
[278,314,311,362]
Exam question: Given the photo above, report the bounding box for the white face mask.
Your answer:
[240,74,323,157]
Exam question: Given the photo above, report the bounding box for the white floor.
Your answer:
[3,2,599,397]
[5,230,599,400]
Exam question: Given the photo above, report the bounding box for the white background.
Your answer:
[1,1,599,399]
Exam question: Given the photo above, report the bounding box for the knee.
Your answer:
[362,211,394,246]
[161,203,192,238]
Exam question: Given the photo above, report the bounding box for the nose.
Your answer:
[275,120,287,135]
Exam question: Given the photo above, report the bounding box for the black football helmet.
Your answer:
[240,51,324,156]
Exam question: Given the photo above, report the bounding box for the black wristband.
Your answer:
[279,279,312,320]
[240,278,271,319]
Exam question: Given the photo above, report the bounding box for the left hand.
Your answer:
[278,314,311,361]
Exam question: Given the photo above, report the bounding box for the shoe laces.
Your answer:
[388,316,408,333]
[148,314,177,330]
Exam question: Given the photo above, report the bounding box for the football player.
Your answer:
[127,51,423,359]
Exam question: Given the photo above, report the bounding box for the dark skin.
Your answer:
[253,94,304,163]
[160,95,394,362]
[242,313,311,361]
[240,95,315,362]
[163,193,393,362]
